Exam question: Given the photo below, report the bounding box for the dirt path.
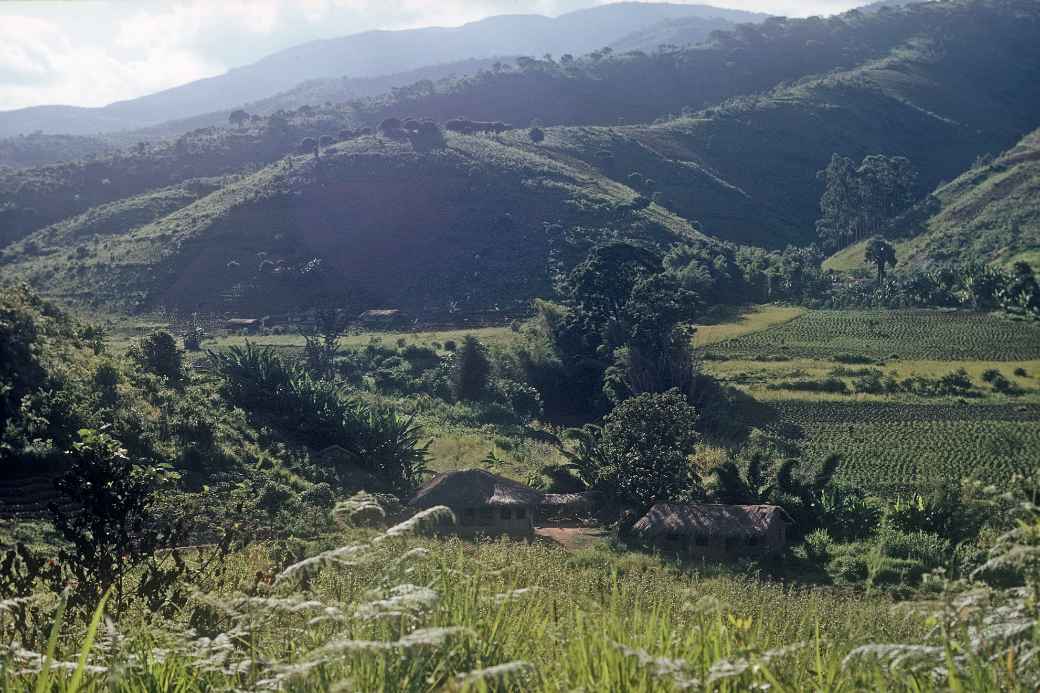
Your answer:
[535,527,610,551]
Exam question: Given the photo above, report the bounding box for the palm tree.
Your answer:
[864,236,897,283]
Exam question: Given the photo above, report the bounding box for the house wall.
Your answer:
[450,503,533,536]
[652,525,785,559]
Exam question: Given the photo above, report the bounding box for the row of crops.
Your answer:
[771,401,1040,490]
[708,309,1040,361]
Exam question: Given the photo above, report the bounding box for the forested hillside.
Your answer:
[2,0,1039,309]
[0,3,756,138]
[1,134,703,313]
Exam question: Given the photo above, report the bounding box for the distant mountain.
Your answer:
[3,0,1038,315]
[609,14,755,53]
[0,3,758,139]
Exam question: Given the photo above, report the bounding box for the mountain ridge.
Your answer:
[0,3,761,139]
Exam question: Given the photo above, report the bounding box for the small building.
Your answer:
[631,503,791,559]
[225,317,263,332]
[357,309,404,328]
[408,469,543,537]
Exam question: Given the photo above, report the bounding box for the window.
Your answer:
[694,534,709,547]
[479,508,494,524]
[515,508,526,520]
[665,533,682,544]
[462,508,476,526]
[746,536,759,547]
[500,508,512,520]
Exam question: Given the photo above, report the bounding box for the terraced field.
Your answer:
[700,307,1040,491]
[770,401,1040,490]
[706,309,1040,361]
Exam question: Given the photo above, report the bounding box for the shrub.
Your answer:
[443,340,457,351]
[529,127,545,143]
[496,379,543,422]
[301,482,335,508]
[258,480,297,513]
[51,428,177,609]
[834,354,876,364]
[767,377,848,394]
[183,313,205,351]
[804,528,833,563]
[598,389,700,512]
[209,343,428,492]
[133,331,183,382]
[451,335,491,402]
[93,362,121,405]
[1014,367,1029,377]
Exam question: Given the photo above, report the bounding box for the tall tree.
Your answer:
[816,154,917,250]
[228,109,250,129]
[864,236,897,283]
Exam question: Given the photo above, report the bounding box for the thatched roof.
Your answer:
[410,469,543,508]
[632,503,791,539]
[539,492,598,515]
[358,309,401,319]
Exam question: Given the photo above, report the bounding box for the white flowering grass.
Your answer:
[4,515,1038,691]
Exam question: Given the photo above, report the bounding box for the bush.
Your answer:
[767,377,848,394]
[133,331,183,382]
[209,343,429,492]
[834,354,876,364]
[51,429,176,609]
[451,335,491,402]
[301,482,335,508]
[496,379,543,422]
[529,127,545,143]
[598,389,700,512]
[93,362,121,405]
[804,529,833,563]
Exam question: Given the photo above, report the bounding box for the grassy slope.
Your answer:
[525,23,1040,250]
[825,128,1040,273]
[3,133,704,314]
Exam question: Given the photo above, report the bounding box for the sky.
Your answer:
[0,0,863,111]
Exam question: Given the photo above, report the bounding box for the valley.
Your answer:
[1,0,1040,689]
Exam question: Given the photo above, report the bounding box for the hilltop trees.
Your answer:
[299,137,319,158]
[865,236,897,283]
[228,109,250,129]
[816,154,917,250]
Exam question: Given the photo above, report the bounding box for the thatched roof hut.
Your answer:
[409,469,543,536]
[632,503,791,558]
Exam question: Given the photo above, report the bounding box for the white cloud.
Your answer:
[0,0,864,111]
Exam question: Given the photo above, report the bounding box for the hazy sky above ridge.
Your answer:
[0,0,863,111]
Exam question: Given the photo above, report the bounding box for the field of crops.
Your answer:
[771,401,1040,490]
[707,309,1040,361]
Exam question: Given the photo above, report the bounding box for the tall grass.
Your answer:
[4,508,1036,691]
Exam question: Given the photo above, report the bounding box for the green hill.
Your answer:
[824,127,1040,273]
[2,134,703,314]
[520,7,1040,248]
[902,128,1040,270]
